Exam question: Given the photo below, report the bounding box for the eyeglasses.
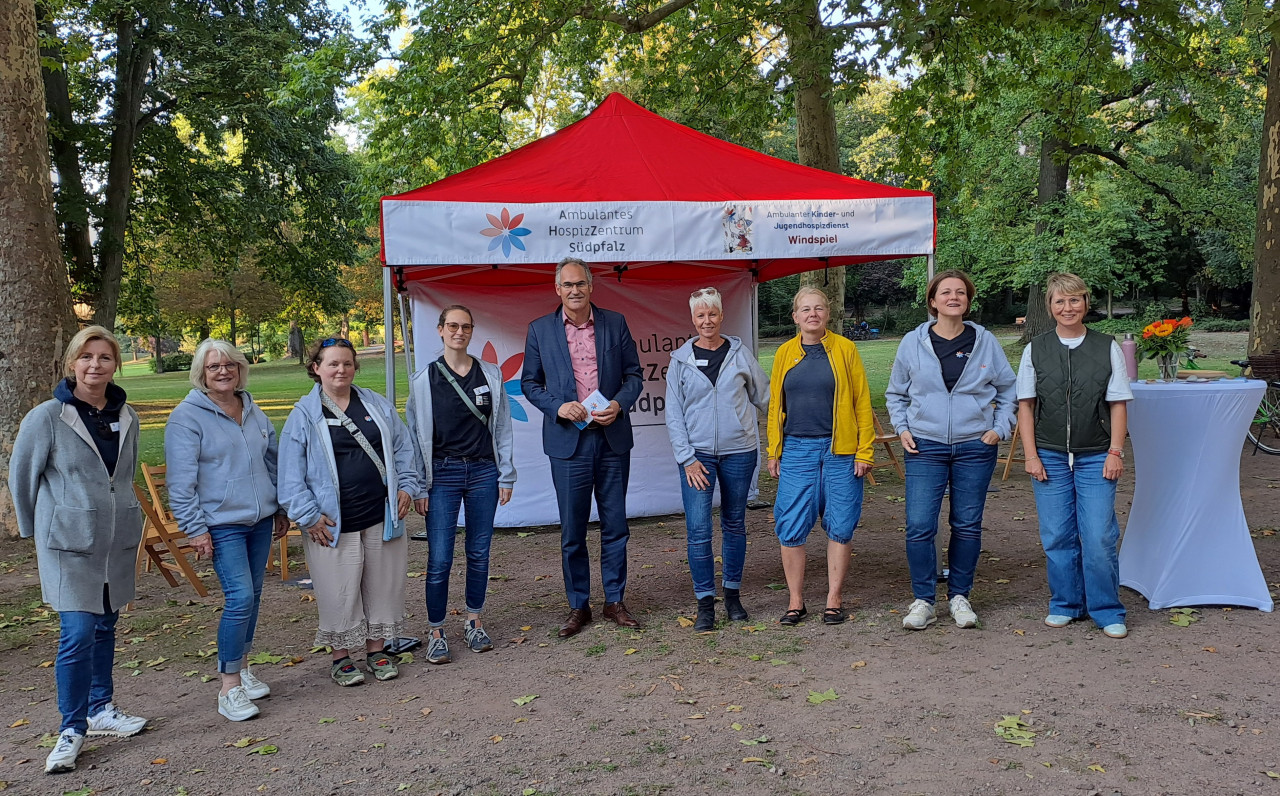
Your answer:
[205,362,239,373]
[442,322,474,333]
[559,281,589,291]
[320,338,355,349]
[690,287,718,298]
[84,406,115,438]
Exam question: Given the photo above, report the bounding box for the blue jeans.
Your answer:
[679,450,755,599]
[1031,449,1125,627]
[56,586,117,734]
[425,458,499,626]
[209,516,274,673]
[773,436,864,547]
[549,428,631,609]
[904,437,998,602]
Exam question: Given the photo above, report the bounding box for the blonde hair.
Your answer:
[689,287,723,314]
[791,286,830,314]
[190,339,249,391]
[63,325,121,378]
[1044,272,1090,312]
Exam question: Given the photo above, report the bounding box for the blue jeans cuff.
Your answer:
[721,580,742,590]
[218,657,246,674]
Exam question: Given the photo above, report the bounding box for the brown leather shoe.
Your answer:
[557,607,593,638]
[603,601,641,628]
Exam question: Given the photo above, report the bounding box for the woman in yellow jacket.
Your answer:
[766,287,875,626]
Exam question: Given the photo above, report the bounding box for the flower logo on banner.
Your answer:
[480,208,531,257]
[480,341,527,421]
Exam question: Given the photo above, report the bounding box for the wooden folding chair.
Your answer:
[266,526,303,582]
[133,483,208,597]
[865,412,905,487]
[1001,420,1026,481]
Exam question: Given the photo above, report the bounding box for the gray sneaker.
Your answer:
[426,632,451,665]
[464,622,493,653]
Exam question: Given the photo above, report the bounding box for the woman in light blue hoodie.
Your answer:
[666,287,769,630]
[165,339,290,722]
[885,270,1016,631]
[277,337,421,687]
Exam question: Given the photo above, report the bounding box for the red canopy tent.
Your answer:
[377,92,936,395]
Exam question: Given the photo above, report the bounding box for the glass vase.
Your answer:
[1156,352,1180,381]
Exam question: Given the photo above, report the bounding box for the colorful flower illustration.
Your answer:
[480,208,532,257]
[481,341,527,422]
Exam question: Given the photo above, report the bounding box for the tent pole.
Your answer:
[383,266,395,404]
[751,281,759,357]
[926,253,936,281]
[398,291,414,378]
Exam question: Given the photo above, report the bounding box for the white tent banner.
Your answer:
[408,273,757,527]
[383,198,935,266]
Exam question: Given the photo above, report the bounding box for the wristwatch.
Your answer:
[1107,448,1125,459]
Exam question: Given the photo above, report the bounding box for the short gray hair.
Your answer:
[555,257,593,286]
[190,339,249,391]
[689,287,723,314]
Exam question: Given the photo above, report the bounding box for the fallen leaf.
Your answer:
[994,715,1037,747]
[742,756,768,763]
[1203,646,1217,653]
[319,718,336,724]
[489,735,503,743]
[725,705,743,712]
[1013,629,1026,636]
[676,616,694,628]
[151,758,168,764]
[397,652,414,664]
[145,656,168,667]
[807,688,840,705]
[228,737,266,748]
[420,708,433,717]
[38,661,54,669]
[850,661,867,669]
[1087,764,1105,773]
[247,745,279,756]
[520,626,532,632]
[513,695,539,707]
[731,722,744,731]
[516,532,533,537]
[770,659,789,666]
[686,714,706,720]
[398,695,419,704]
[623,647,637,655]
[740,735,771,746]
[247,652,284,665]
[200,675,215,682]
[1265,771,1280,779]
[994,579,1011,584]
[8,719,29,728]
[183,670,199,677]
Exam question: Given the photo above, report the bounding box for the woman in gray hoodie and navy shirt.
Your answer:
[164,339,290,722]
[886,270,1016,631]
[666,287,769,630]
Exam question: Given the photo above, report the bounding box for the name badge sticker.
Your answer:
[695,359,709,367]
[474,385,491,394]
[110,422,121,432]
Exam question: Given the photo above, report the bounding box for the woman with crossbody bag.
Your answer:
[407,305,516,665]
[277,337,423,686]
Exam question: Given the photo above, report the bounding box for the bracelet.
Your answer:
[1107,448,1125,459]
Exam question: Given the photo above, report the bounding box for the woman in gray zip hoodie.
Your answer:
[885,270,1016,631]
[164,339,290,722]
[665,287,769,630]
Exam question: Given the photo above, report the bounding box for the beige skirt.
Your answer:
[304,523,407,651]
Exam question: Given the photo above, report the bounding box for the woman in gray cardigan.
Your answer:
[9,326,149,774]
[164,339,290,722]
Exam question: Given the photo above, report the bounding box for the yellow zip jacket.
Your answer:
[766,330,875,463]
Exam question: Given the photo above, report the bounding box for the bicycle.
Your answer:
[1230,356,1280,455]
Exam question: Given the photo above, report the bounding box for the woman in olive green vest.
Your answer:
[1015,273,1133,639]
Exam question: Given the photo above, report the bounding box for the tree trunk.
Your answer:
[152,333,165,373]
[1251,37,1280,357]
[288,320,304,364]
[1021,135,1071,343]
[340,313,350,341]
[784,0,845,332]
[0,0,79,536]
[37,12,96,302]
[91,11,154,331]
[362,327,371,348]
[229,306,237,347]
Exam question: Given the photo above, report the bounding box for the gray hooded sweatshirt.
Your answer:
[665,335,770,467]
[885,320,1017,445]
[163,389,280,538]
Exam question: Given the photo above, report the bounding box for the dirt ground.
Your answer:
[3,432,1279,795]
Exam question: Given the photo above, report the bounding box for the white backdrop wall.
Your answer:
[408,273,756,527]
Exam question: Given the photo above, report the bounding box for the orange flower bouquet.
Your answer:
[1138,317,1193,379]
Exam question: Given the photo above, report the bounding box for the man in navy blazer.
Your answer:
[522,258,645,637]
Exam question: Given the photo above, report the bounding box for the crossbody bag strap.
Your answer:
[434,360,487,424]
[318,390,387,483]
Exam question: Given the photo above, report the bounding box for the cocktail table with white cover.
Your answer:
[1118,379,1272,611]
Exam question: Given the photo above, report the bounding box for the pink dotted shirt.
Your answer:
[564,311,598,403]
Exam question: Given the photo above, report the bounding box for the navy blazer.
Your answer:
[521,304,644,459]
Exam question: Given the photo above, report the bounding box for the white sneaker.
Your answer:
[949,595,978,628]
[86,704,147,737]
[902,599,937,630]
[240,666,270,699]
[218,685,261,722]
[45,729,84,773]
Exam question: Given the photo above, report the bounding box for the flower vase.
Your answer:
[1156,352,1180,381]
